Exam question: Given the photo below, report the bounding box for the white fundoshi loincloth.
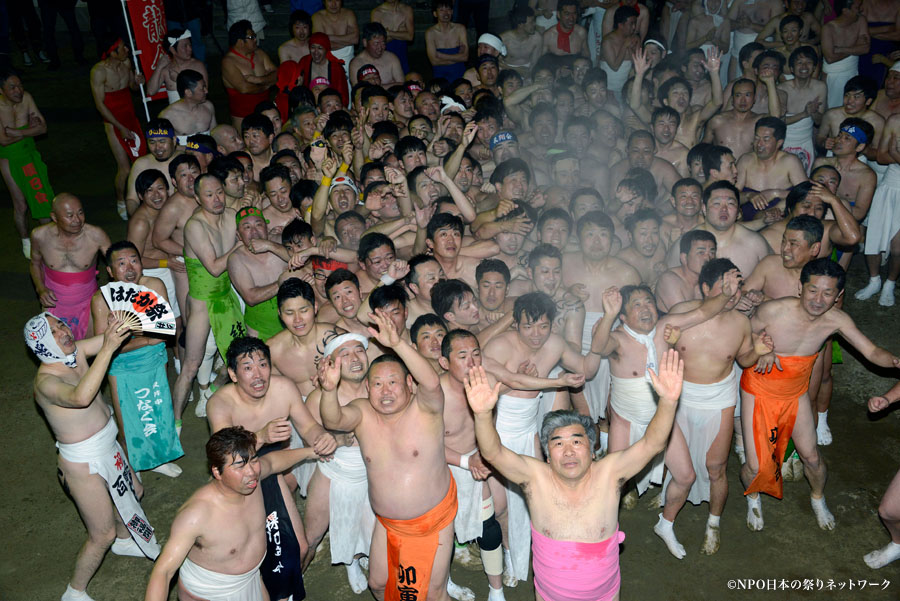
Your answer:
[731,31,758,75]
[609,375,664,495]
[600,60,632,102]
[331,46,355,82]
[783,115,815,175]
[495,392,542,582]
[143,267,181,318]
[180,555,266,601]
[56,415,160,559]
[863,164,900,255]
[662,365,739,505]
[822,55,859,109]
[537,364,566,430]
[449,449,485,543]
[582,312,611,421]
[316,445,375,564]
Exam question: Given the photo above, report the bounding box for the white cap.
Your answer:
[477,34,507,57]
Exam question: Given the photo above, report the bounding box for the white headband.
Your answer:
[644,39,666,52]
[891,61,900,74]
[24,312,78,368]
[167,30,192,47]
[324,333,369,358]
[478,34,507,57]
[440,95,466,114]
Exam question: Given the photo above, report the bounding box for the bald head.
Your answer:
[212,124,245,154]
[50,193,85,233]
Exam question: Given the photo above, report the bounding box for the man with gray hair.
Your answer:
[465,350,684,601]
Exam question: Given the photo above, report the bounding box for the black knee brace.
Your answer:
[477,514,502,551]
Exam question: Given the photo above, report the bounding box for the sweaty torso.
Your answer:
[441,376,477,455]
[664,305,749,383]
[35,225,104,272]
[269,325,338,397]
[34,361,111,444]
[0,93,36,129]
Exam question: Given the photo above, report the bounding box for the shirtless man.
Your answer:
[723,52,788,117]
[563,211,641,421]
[741,258,900,531]
[778,46,827,173]
[872,63,900,120]
[261,165,302,240]
[313,0,360,79]
[863,378,900,569]
[816,76,884,164]
[602,0,649,40]
[171,174,245,422]
[0,71,52,255]
[318,309,458,601]
[736,117,808,221]
[30,194,111,340]
[145,427,317,601]
[702,145,739,186]
[661,177,706,250]
[146,29,208,104]
[655,230,717,312]
[27,312,158,601]
[727,0,785,78]
[822,0,871,109]
[212,124,246,155]
[243,113,276,182]
[222,21,277,129]
[599,6,639,100]
[704,77,780,161]
[127,169,184,340]
[608,130,680,205]
[124,119,181,217]
[500,6,542,78]
[228,207,290,341]
[756,0,821,48]
[618,209,667,286]
[651,107,690,177]
[405,254,446,326]
[326,270,371,337]
[159,70,217,147]
[425,0,469,82]
[90,38,146,219]
[543,0,589,57]
[657,259,772,557]
[465,350,682,601]
[206,337,337,600]
[630,47,723,148]
[426,213,481,288]
[278,10,312,63]
[302,334,377,592]
[349,23,404,87]
[667,181,772,278]
[371,0,414,72]
[151,156,201,322]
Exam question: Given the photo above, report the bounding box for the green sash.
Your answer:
[108,343,183,471]
[184,256,247,358]
[244,296,283,341]
[0,134,54,219]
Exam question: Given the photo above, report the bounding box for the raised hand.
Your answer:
[367,308,401,348]
[722,268,742,297]
[462,121,478,146]
[387,259,410,281]
[340,142,354,165]
[601,286,622,316]
[632,47,651,75]
[648,349,683,403]
[663,323,681,345]
[261,417,293,444]
[322,155,339,178]
[103,314,132,349]
[703,46,721,73]
[319,355,342,392]
[464,365,502,415]
[384,166,406,185]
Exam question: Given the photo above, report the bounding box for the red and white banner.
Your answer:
[122,0,169,103]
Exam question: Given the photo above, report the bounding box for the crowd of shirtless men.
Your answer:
[10,0,900,599]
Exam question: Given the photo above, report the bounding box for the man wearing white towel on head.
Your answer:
[26,311,159,601]
[822,0,870,108]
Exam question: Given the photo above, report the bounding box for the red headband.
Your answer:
[102,38,124,60]
[311,257,348,271]
[309,32,331,53]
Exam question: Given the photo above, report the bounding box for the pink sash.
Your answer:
[531,525,625,601]
[44,266,98,340]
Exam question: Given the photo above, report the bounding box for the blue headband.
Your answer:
[489,131,517,150]
[841,125,867,145]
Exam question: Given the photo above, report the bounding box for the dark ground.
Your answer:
[1,4,900,600]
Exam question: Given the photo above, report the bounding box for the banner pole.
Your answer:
[120,0,151,121]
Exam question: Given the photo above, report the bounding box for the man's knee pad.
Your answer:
[477,497,502,552]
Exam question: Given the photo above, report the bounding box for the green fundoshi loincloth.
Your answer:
[0,134,54,219]
[184,256,247,358]
[244,296,283,341]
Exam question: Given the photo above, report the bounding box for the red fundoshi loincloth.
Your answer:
[102,87,146,163]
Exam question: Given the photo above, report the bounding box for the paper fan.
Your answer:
[100,282,176,336]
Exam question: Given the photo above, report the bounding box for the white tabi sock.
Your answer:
[811,496,835,530]
[61,584,95,601]
[864,541,900,569]
[653,513,686,559]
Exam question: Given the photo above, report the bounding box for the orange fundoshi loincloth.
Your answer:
[741,354,818,499]
[377,476,458,601]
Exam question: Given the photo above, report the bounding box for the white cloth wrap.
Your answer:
[582,312,610,421]
[144,267,181,318]
[495,393,541,582]
[667,10,684,50]
[448,449,484,543]
[621,323,657,381]
[584,7,605,64]
[316,445,375,564]
[822,55,859,109]
[783,115,815,174]
[600,60,632,101]
[536,364,565,430]
[226,0,266,39]
[609,375,663,495]
[25,312,77,366]
[332,45,355,82]
[180,555,266,601]
[864,164,900,254]
[166,88,181,104]
[730,31,759,73]
[662,366,739,505]
[176,129,211,148]
[289,423,317,497]
[57,415,160,558]
[535,11,558,33]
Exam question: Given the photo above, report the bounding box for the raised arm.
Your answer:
[466,365,542,485]
[318,355,364,431]
[812,183,860,246]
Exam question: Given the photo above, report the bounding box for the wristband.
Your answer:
[380,274,396,286]
[339,162,350,173]
[322,176,332,188]
[459,454,469,470]
[313,131,322,138]
[159,259,168,268]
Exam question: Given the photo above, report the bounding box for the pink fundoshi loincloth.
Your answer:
[531,525,625,601]
[44,266,98,340]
